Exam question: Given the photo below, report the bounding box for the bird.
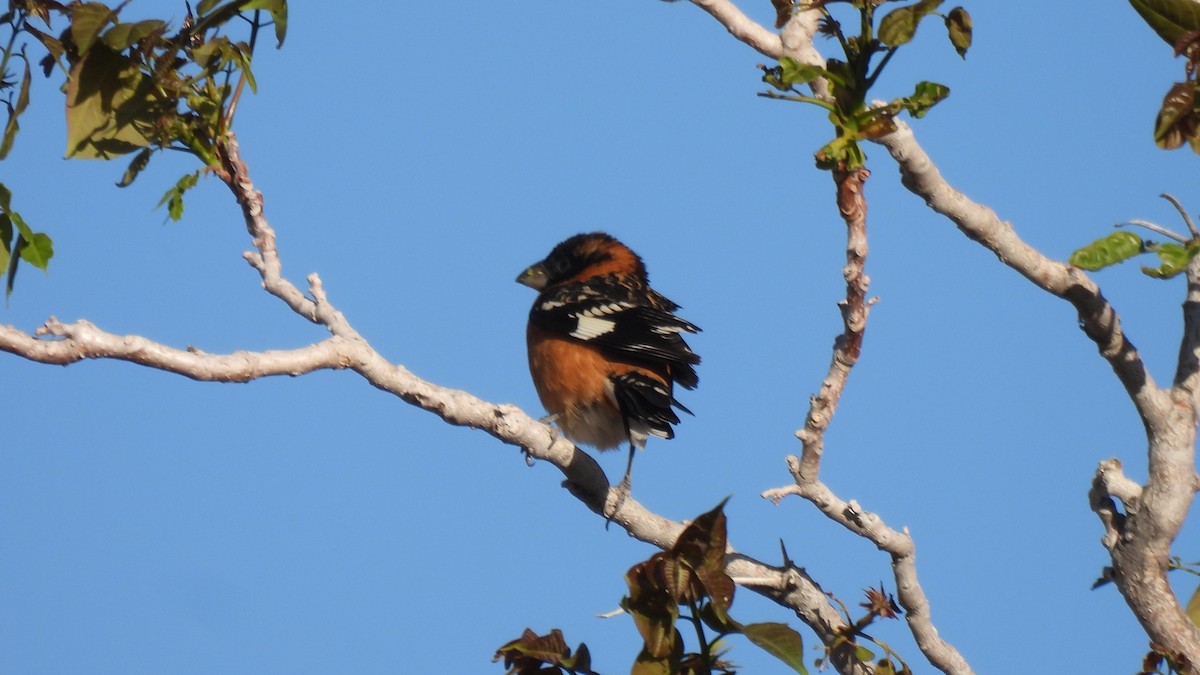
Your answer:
[516,232,700,508]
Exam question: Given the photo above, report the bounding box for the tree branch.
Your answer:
[875,122,1167,421]
[762,166,972,675]
[875,120,1200,666]
[685,0,783,59]
[0,317,350,378]
[764,458,974,675]
[794,167,872,482]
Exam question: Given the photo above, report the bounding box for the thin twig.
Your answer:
[1118,219,1189,244]
[1161,192,1200,239]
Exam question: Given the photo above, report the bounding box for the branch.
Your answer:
[683,0,830,98]
[764,460,973,675]
[686,0,783,59]
[0,317,350,378]
[795,167,872,482]
[760,166,970,675]
[1177,253,1200,401]
[875,120,1200,666]
[875,122,1168,421]
[1,309,873,673]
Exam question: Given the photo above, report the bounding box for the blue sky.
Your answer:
[2,2,1198,673]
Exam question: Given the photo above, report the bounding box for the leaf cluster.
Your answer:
[1128,0,1200,151]
[1069,230,1200,279]
[760,0,970,170]
[493,628,598,675]
[493,501,813,674]
[620,499,807,674]
[0,0,286,296]
[0,182,50,299]
[814,584,911,674]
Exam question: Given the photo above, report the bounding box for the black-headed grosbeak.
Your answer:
[517,232,700,495]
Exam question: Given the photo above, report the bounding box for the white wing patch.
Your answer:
[569,301,631,341]
[572,314,617,340]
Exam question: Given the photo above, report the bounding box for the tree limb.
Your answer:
[794,167,872,482]
[876,120,1200,666]
[764,459,973,675]
[875,122,1166,421]
[685,0,783,59]
[762,166,972,675]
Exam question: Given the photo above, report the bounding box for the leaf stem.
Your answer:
[757,89,836,111]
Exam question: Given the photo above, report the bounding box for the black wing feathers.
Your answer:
[529,276,700,389]
[612,371,688,441]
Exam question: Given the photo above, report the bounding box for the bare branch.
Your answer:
[759,165,971,674]
[686,0,783,59]
[213,133,320,325]
[1,311,874,673]
[683,0,831,99]
[875,122,1168,421]
[795,168,872,482]
[1176,254,1200,399]
[876,120,1200,666]
[0,317,351,379]
[765,456,974,675]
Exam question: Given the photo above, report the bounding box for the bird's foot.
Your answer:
[604,475,632,530]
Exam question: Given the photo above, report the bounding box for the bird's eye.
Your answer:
[549,256,574,276]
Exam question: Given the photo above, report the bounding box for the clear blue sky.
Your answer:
[2,2,1197,673]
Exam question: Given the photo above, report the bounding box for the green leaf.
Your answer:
[740,622,808,674]
[945,7,972,58]
[904,81,950,118]
[632,649,675,675]
[157,171,201,221]
[0,213,12,280]
[117,147,153,187]
[240,0,288,47]
[815,136,865,170]
[5,232,20,298]
[779,56,829,88]
[0,54,31,159]
[101,19,166,52]
[1141,241,1200,278]
[1069,231,1146,270]
[70,2,118,56]
[17,231,53,271]
[1128,0,1200,46]
[197,0,222,14]
[1186,583,1200,627]
[65,45,156,158]
[878,0,944,47]
[11,213,52,272]
[1,192,54,298]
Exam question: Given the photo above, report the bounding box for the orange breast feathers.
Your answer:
[526,324,671,451]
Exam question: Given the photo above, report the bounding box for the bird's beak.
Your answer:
[516,263,549,290]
